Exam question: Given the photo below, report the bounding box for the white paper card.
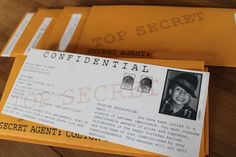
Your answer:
[25,17,52,54]
[2,49,209,157]
[1,13,34,56]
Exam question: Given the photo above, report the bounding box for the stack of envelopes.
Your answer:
[0,5,235,157]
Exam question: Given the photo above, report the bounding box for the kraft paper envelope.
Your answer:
[0,12,209,154]
[7,9,61,56]
[76,5,236,67]
[43,7,90,52]
[0,55,207,157]
[0,13,35,57]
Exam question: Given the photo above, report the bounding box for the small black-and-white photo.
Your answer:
[159,70,202,120]
[138,76,152,93]
[121,73,135,90]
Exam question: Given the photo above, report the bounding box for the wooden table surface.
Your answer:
[0,0,235,157]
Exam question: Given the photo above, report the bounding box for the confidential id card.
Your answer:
[1,49,209,157]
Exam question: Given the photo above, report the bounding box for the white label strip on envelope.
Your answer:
[2,49,209,157]
[234,13,236,24]
[25,17,52,54]
[58,14,82,52]
[1,13,34,56]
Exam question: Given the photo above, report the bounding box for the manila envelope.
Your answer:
[0,56,208,157]
[6,9,61,56]
[43,7,90,52]
[76,5,236,67]
[0,13,35,57]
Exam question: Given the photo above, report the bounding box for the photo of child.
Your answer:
[159,70,202,120]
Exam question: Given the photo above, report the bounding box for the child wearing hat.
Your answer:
[159,72,199,120]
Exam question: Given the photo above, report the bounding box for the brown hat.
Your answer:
[171,73,198,98]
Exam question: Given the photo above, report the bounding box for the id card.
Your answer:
[1,49,209,157]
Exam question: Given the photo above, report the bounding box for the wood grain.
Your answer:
[0,0,235,157]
